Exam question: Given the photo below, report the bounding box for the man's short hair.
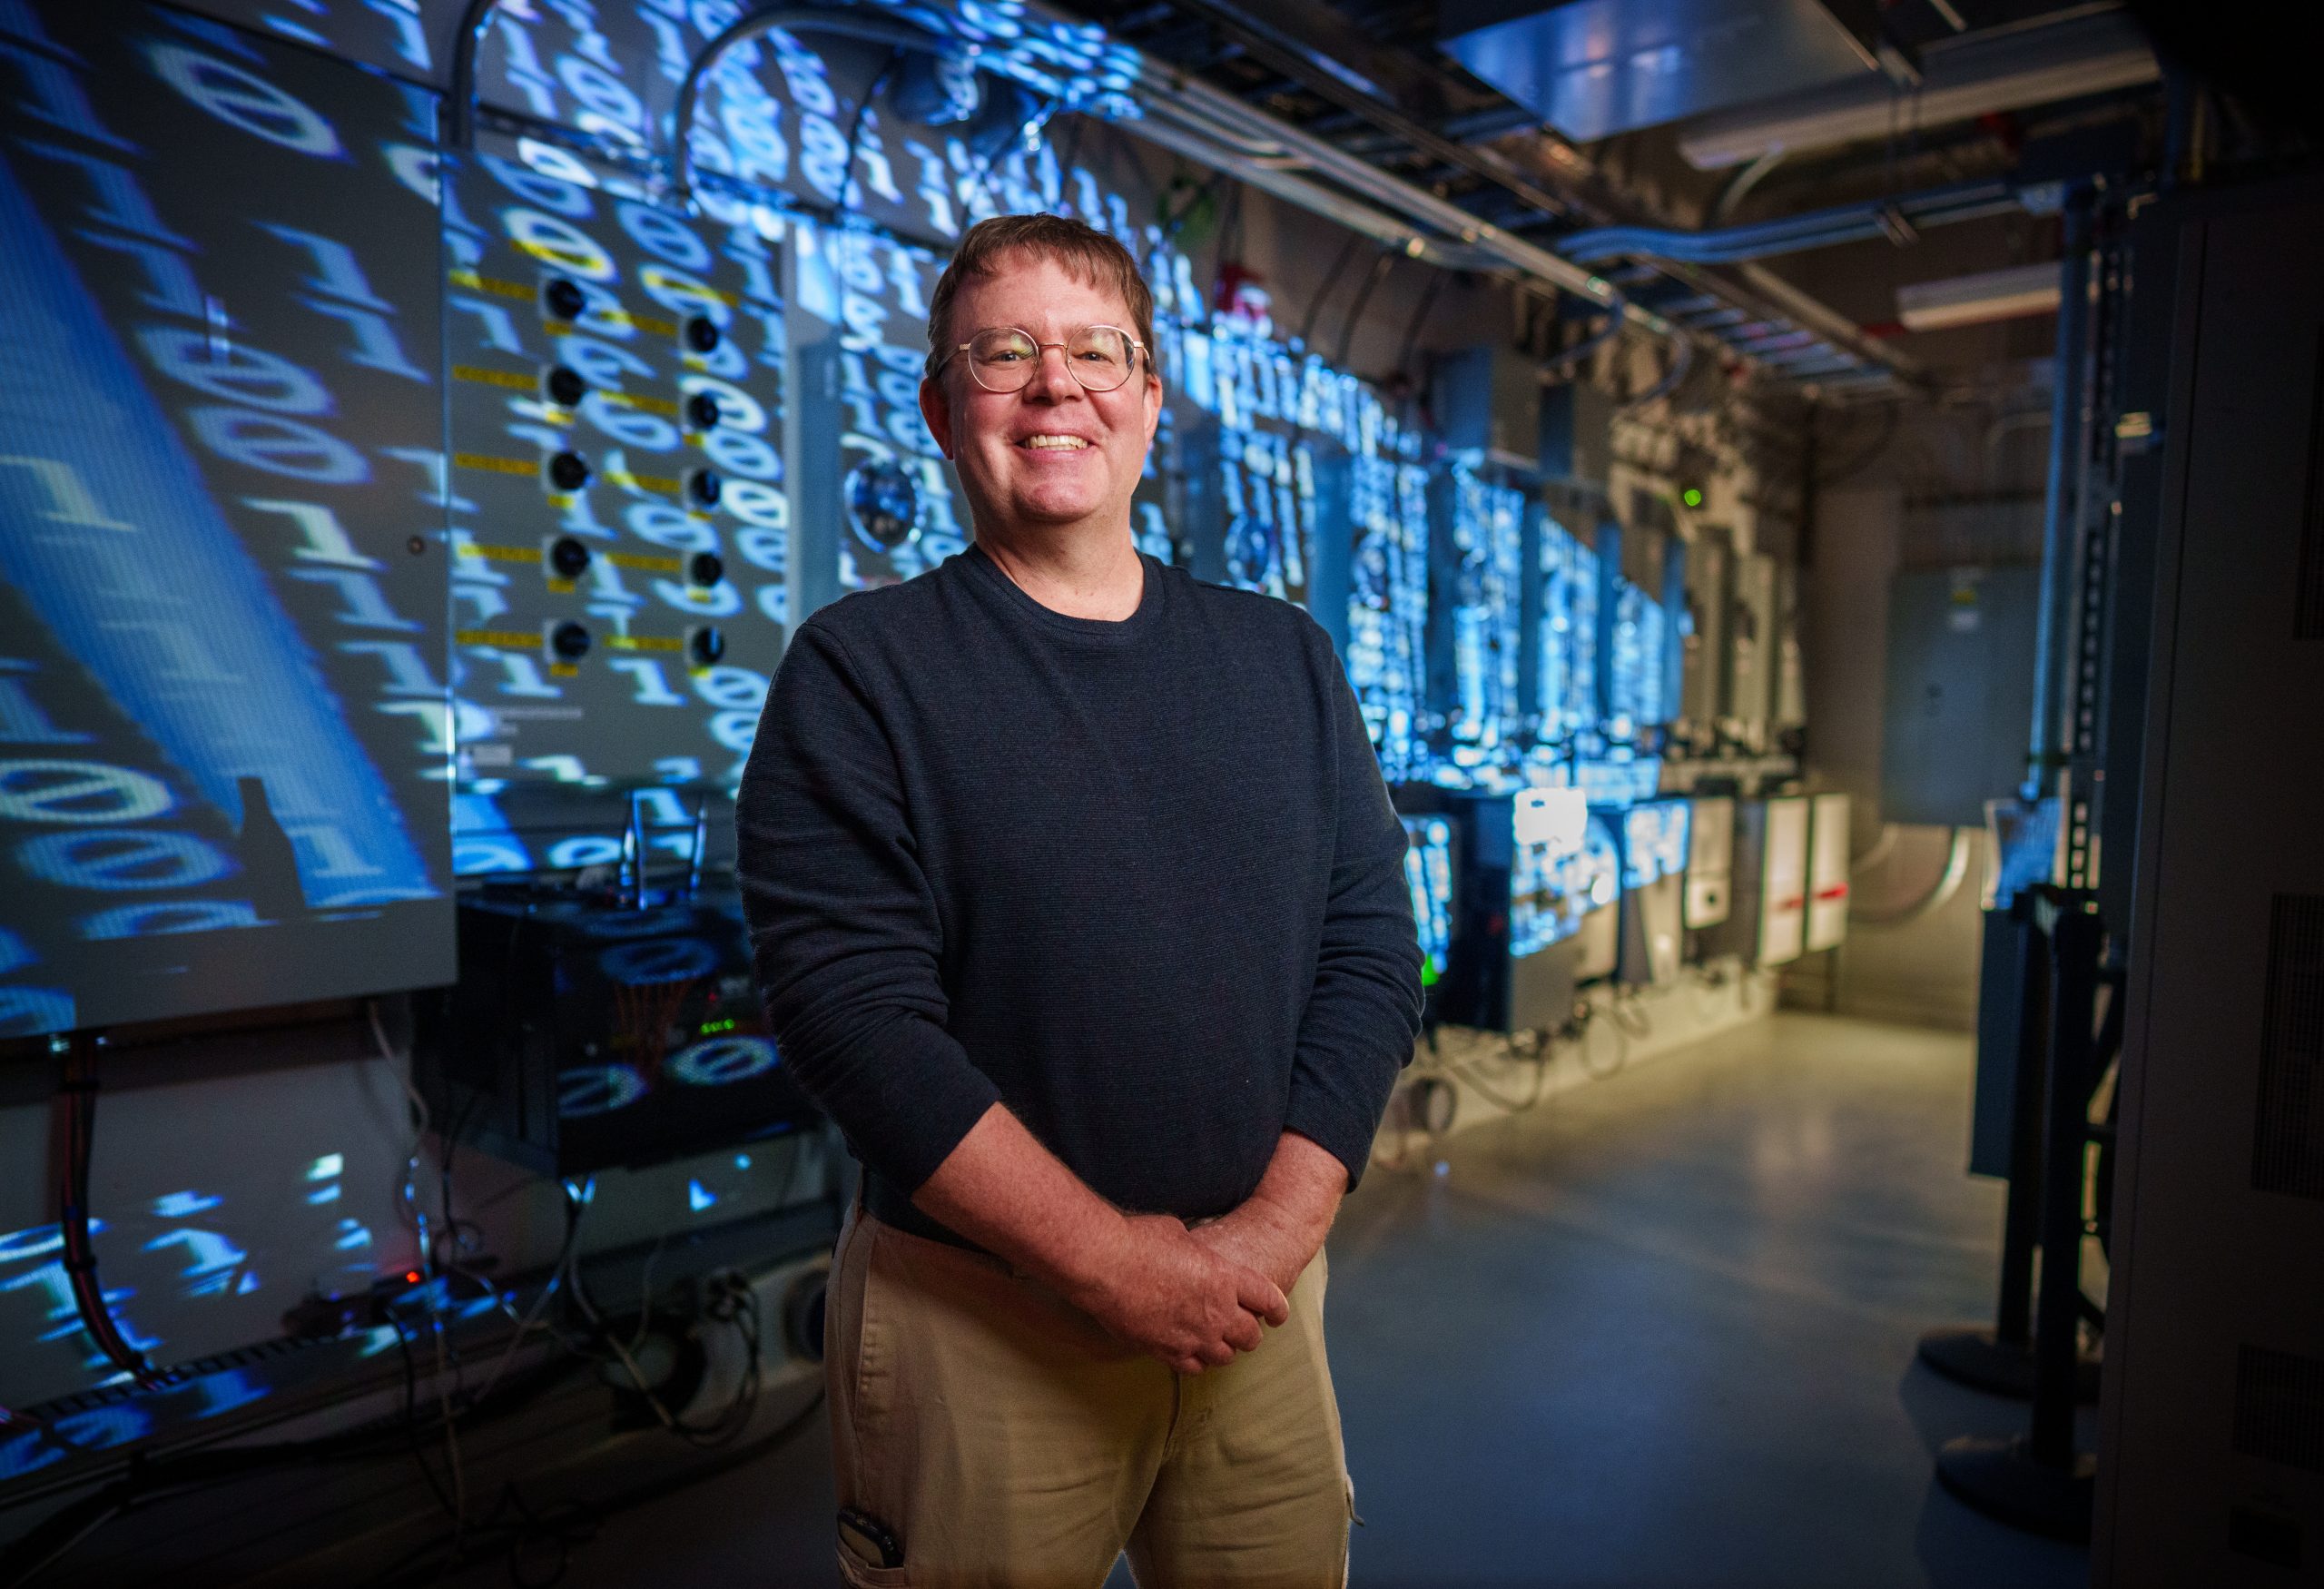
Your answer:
[924,213,1157,381]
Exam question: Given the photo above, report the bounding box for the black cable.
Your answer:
[1334,245,1398,370]
[55,1034,160,1388]
[837,48,902,219]
[1394,268,1446,379]
[389,1317,461,1525]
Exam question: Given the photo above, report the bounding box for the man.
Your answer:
[737,212,1422,1588]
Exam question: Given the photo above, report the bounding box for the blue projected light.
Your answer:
[1446,458,1526,765]
[1537,515,1600,755]
[1508,785,1593,957]
[1620,798,1691,890]
[0,2,453,1035]
[1400,815,1453,986]
[1607,574,1670,738]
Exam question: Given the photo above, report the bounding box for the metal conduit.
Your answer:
[1556,180,2023,266]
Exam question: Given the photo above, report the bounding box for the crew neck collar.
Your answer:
[960,541,1163,646]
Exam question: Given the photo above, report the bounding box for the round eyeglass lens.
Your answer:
[966,327,1137,392]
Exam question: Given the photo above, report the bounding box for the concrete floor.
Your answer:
[446,1012,2092,1589]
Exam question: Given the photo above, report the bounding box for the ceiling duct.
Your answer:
[1438,0,1885,143]
[1679,7,2157,170]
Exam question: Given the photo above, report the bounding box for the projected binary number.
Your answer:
[441,143,786,794]
[0,2,451,1035]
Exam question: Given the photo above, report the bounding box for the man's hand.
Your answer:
[1065,1214,1289,1376]
[911,1106,1286,1373]
[1188,1130,1349,1298]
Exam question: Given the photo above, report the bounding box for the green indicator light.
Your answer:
[698,1016,737,1035]
[1682,488,1703,508]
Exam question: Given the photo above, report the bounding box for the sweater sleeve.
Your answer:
[734,618,1002,1192]
[1282,656,1424,1192]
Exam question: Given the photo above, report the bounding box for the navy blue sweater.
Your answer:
[735,545,1421,1233]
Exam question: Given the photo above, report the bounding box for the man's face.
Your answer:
[920,252,1161,540]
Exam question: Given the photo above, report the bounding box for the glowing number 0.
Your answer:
[146,44,341,156]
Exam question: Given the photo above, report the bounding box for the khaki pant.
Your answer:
[825,1208,1354,1589]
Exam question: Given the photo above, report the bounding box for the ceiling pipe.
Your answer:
[1557,179,2023,265]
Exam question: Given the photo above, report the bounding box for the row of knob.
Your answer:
[546,538,723,589]
[541,276,726,357]
[548,620,726,666]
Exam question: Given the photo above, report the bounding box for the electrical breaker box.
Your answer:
[1680,538,1731,736]
[1726,553,1778,744]
[1540,380,1612,489]
[1707,796,1810,966]
[1805,792,1853,952]
[1880,566,2042,826]
[1685,795,1736,929]
[1436,344,1543,471]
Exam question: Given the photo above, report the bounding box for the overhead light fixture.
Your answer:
[1896,262,2062,332]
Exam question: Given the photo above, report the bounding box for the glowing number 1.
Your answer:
[0,660,90,745]
[0,455,138,532]
[242,498,382,568]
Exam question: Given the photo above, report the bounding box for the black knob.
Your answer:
[550,620,591,661]
[687,469,721,508]
[684,315,721,354]
[687,551,724,587]
[689,627,725,666]
[685,391,722,429]
[548,536,591,579]
[545,364,586,407]
[547,451,590,492]
[542,278,586,321]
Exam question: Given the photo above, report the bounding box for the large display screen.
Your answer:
[441,138,787,793]
[0,2,453,1035]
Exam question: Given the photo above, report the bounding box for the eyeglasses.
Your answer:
[934,324,1147,394]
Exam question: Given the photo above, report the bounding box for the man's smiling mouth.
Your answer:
[1020,434,1091,450]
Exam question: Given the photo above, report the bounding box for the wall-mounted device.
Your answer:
[1708,796,1811,967]
[1805,792,1853,953]
[1613,798,1692,985]
[1393,785,1615,1032]
[417,875,820,1176]
[1684,795,1736,930]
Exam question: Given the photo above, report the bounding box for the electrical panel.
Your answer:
[443,146,788,794]
[1401,814,1456,1011]
[0,1,454,1036]
[1679,538,1731,742]
[418,880,820,1175]
[1539,380,1612,489]
[1443,458,1529,765]
[1804,792,1853,952]
[1684,794,1736,929]
[1436,344,1543,471]
[1537,513,1600,751]
[1881,566,2041,825]
[1772,563,1807,736]
[1394,785,1614,1033]
[1614,799,1691,985]
[1709,796,1810,967]
[1726,551,1778,745]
